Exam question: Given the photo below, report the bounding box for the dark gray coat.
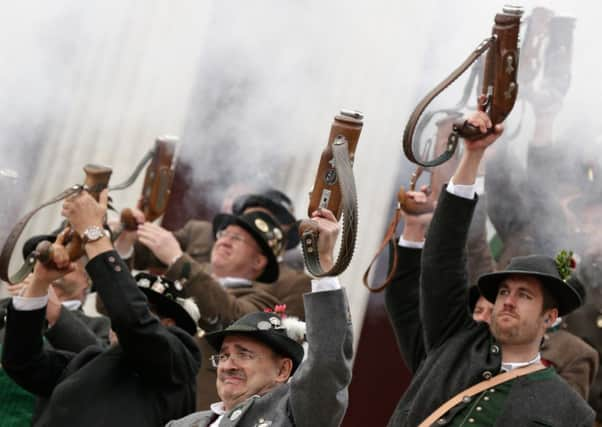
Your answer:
[387,190,594,427]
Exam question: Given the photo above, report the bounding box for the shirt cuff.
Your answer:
[13,295,49,311]
[116,245,134,260]
[447,180,477,200]
[311,276,341,292]
[398,236,425,249]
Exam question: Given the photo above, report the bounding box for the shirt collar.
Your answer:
[210,401,226,415]
[61,300,82,311]
[501,352,541,372]
[218,277,253,288]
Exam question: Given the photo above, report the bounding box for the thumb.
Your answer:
[477,94,488,112]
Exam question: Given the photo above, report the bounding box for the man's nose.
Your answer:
[220,355,239,370]
[503,294,517,307]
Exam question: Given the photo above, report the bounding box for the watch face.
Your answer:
[85,227,103,241]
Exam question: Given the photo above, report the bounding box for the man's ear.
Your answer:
[254,254,268,272]
[276,358,293,383]
[543,308,558,325]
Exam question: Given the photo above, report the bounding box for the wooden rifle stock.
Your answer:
[121,136,177,229]
[454,6,523,140]
[305,111,363,219]
[300,110,363,277]
[36,164,112,266]
[403,5,523,167]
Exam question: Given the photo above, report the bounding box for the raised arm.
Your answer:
[421,111,503,351]
[61,190,200,385]
[2,246,78,397]
[288,208,353,427]
[385,190,432,372]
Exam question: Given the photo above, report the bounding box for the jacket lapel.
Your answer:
[220,396,258,427]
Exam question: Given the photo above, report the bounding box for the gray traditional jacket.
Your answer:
[166,288,353,427]
[387,189,594,427]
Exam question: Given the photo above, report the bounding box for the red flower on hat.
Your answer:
[264,304,288,319]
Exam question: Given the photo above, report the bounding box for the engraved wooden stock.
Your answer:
[453,7,522,141]
[301,110,363,277]
[488,8,522,125]
[140,136,176,222]
[120,136,177,230]
[307,111,363,219]
[37,164,112,266]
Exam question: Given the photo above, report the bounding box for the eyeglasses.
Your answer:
[216,230,249,245]
[210,350,258,368]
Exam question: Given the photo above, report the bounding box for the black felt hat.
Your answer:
[477,255,583,316]
[205,311,304,374]
[232,189,299,250]
[134,273,199,336]
[212,211,283,283]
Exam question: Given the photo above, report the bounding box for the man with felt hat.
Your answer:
[118,187,310,321]
[167,208,353,427]
[387,110,594,426]
[232,188,312,321]
[115,187,313,409]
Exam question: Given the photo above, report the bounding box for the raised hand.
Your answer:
[61,189,108,237]
[308,208,340,272]
[136,222,183,265]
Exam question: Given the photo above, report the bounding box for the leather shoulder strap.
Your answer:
[419,363,545,427]
[362,207,401,292]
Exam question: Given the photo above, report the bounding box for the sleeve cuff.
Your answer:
[116,245,134,260]
[311,276,341,293]
[398,236,425,249]
[13,295,49,311]
[447,180,477,200]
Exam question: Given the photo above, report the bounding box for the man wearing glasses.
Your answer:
[167,208,353,427]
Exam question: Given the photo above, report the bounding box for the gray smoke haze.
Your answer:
[1,0,602,322]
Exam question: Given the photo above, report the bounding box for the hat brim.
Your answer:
[212,214,279,283]
[205,328,304,374]
[22,234,57,261]
[139,287,197,336]
[234,195,299,250]
[477,270,583,316]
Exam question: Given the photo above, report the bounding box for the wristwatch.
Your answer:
[82,226,106,245]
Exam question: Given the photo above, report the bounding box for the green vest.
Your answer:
[0,343,35,427]
[449,367,556,426]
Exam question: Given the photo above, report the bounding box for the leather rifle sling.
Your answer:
[301,139,358,277]
[0,150,153,285]
[418,363,544,427]
[402,37,492,168]
[0,185,83,284]
[362,206,402,292]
